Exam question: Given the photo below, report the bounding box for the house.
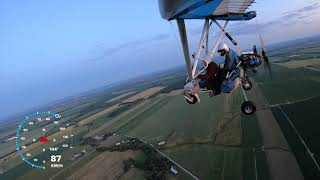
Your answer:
[94,135,103,140]
[170,166,178,175]
[157,141,166,146]
[81,149,87,154]
[73,153,81,160]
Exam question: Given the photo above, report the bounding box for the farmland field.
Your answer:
[164,145,241,180]
[241,114,271,180]
[2,37,320,180]
[271,96,320,179]
[254,64,320,105]
[117,94,225,143]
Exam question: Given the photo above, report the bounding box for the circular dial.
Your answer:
[15,111,73,169]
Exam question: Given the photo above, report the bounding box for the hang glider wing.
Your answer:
[159,0,256,20]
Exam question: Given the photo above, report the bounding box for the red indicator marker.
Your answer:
[39,136,49,143]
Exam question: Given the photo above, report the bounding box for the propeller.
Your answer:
[259,33,272,78]
[253,45,258,54]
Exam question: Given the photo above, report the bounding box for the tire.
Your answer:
[242,77,252,90]
[185,94,198,104]
[241,101,256,115]
[208,91,214,97]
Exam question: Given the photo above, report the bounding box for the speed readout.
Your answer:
[15,111,73,169]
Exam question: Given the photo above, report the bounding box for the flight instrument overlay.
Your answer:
[15,111,73,170]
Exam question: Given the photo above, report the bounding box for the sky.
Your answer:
[1,0,320,119]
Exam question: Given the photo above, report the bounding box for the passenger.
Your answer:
[197,60,220,95]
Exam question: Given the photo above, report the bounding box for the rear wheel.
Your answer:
[241,101,256,115]
[185,94,198,104]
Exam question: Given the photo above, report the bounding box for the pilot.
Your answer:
[217,42,238,72]
[216,42,240,93]
[185,43,240,98]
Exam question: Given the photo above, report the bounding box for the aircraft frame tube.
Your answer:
[214,20,241,56]
[176,19,193,80]
[192,19,210,78]
[208,21,229,60]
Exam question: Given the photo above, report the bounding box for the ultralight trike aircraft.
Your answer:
[158,0,270,115]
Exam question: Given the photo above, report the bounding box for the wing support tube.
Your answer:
[178,19,242,81]
[191,20,228,80]
[213,20,241,56]
[191,19,210,78]
[208,20,229,60]
[176,19,193,80]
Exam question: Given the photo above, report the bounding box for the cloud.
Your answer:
[228,2,320,36]
[86,2,320,62]
[86,33,171,62]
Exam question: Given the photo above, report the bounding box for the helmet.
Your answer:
[218,42,229,53]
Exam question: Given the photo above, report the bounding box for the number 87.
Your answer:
[51,155,61,162]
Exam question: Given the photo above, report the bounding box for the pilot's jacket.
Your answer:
[223,49,238,71]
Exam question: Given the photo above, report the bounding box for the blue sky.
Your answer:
[1,0,320,119]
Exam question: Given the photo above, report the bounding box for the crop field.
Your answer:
[122,87,165,103]
[241,114,271,180]
[116,93,226,144]
[3,40,320,180]
[271,97,320,179]
[119,168,146,180]
[91,85,274,180]
[251,50,320,180]
[276,58,320,69]
[86,95,167,137]
[68,150,138,180]
[267,36,320,62]
[164,145,241,180]
[106,91,137,103]
[254,64,320,105]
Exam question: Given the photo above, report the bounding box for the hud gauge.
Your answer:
[15,111,73,169]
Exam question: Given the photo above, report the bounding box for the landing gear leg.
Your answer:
[241,76,252,90]
[240,84,256,115]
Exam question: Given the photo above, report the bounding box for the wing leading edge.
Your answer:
[158,0,256,20]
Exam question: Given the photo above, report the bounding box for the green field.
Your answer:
[3,38,320,180]
[253,56,320,180]
[271,97,320,179]
[115,94,225,143]
[254,64,320,105]
[164,145,241,180]
[241,114,271,180]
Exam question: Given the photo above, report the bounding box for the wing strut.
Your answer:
[213,20,241,56]
[176,19,192,80]
[208,21,229,60]
[191,19,210,78]
[205,22,209,55]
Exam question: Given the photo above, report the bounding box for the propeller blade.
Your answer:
[259,33,272,78]
[253,45,258,54]
[262,49,272,78]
